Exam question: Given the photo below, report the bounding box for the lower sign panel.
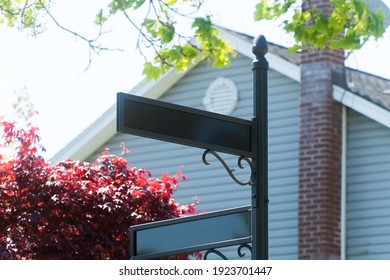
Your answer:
[130,206,251,259]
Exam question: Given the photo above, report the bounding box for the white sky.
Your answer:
[1,0,390,160]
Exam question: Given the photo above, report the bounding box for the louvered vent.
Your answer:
[203,77,238,115]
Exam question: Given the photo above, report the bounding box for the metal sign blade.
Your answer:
[130,206,251,259]
[117,93,253,157]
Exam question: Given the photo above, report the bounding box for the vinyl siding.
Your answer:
[87,54,299,259]
[346,109,390,259]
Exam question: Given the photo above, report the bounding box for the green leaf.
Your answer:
[134,0,146,9]
[253,0,385,51]
[167,47,181,62]
[144,18,158,37]
[160,25,175,44]
[34,1,46,10]
[254,2,271,20]
[182,44,199,58]
[331,33,361,50]
[287,44,301,53]
[108,0,144,14]
[164,0,178,5]
[192,16,214,38]
[371,10,385,38]
[143,62,161,81]
[95,9,108,25]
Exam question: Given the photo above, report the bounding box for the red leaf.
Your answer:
[0,117,199,260]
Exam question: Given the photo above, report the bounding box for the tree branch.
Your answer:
[37,0,122,70]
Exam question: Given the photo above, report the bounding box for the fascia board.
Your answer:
[49,104,117,162]
[333,85,390,128]
[130,67,193,99]
[220,29,301,83]
[50,64,196,162]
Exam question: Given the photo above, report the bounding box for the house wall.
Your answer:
[346,109,390,259]
[87,53,300,259]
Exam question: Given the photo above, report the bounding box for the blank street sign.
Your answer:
[117,93,254,157]
[130,206,251,259]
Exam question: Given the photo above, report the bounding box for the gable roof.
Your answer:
[50,28,390,162]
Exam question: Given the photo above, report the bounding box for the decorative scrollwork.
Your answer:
[202,149,254,186]
[203,249,228,260]
[203,244,253,260]
[237,243,252,258]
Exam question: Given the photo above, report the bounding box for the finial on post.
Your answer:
[252,35,268,57]
[252,35,269,70]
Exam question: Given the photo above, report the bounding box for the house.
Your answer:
[51,27,390,260]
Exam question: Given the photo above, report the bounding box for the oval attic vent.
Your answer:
[203,77,238,115]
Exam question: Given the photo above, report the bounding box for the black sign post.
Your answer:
[252,35,269,260]
[117,35,269,260]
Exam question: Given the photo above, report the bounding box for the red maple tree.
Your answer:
[0,118,198,259]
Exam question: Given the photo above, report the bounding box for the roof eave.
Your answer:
[333,85,390,128]
[49,65,196,162]
[220,29,301,82]
[49,104,117,163]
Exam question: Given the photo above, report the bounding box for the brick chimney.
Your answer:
[298,0,345,259]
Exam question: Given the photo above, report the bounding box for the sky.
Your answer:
[1,0,390,160]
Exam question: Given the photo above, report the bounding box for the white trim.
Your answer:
[341,105,347,260]
[49,105,117,162]
[221,30,301,82]
[50,64,197,161]
[131,67,193,99]
[333,85,390,129]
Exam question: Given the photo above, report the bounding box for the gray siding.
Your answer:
[346,109,390,259]
[87,54,299,259]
